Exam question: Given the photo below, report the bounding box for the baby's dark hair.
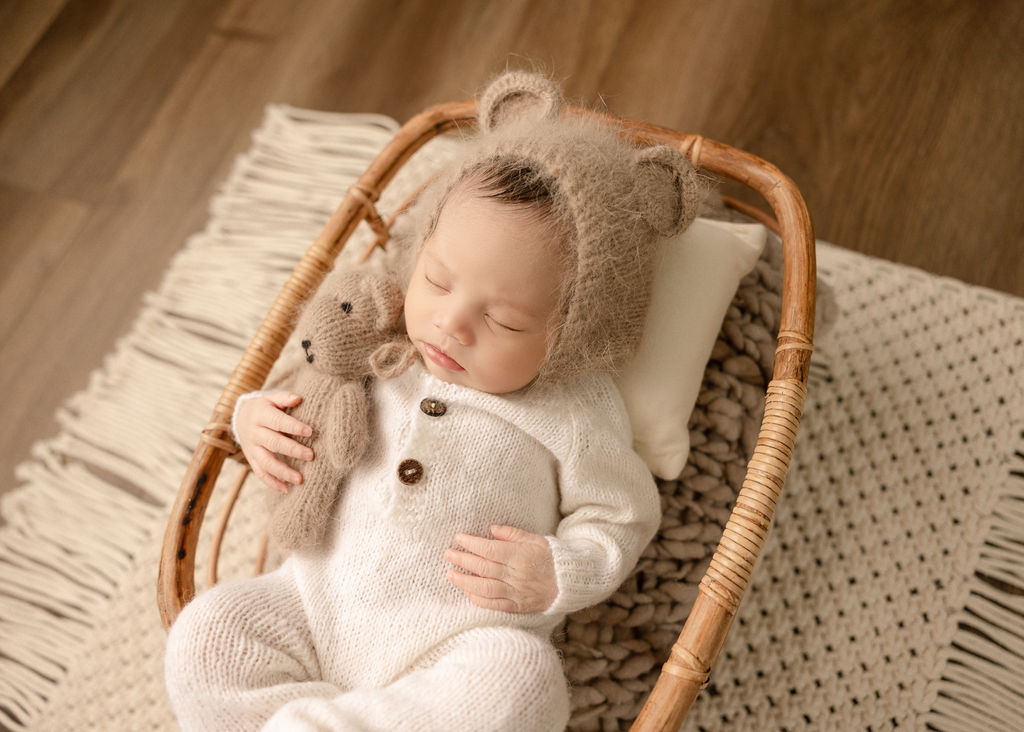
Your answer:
[456,155,572,241]
[422,155,575,272]
[474,157,556,207]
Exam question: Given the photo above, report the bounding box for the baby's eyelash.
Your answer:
[425,274,449,292]
[486,314,523,333]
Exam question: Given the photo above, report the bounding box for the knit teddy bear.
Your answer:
[266,270,417,551]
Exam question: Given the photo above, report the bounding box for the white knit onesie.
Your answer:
[165,362,660,730]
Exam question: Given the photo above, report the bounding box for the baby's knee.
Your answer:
[168,574,319,696]
[508,633,570,727]
[164,586,241,694]
[460,628,570,731]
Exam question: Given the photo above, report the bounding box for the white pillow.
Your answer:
[615,217,768,479]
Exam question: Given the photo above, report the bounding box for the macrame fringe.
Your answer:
[925,439,1024,732]
[0,106,451,729]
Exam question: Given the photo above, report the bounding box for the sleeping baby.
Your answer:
[165,70,701,731]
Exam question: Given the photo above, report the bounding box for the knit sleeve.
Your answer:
[543,376,661,618]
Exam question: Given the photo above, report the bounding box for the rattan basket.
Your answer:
[157,99,815,729]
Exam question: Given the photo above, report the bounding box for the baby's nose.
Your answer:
[436,307,473,345]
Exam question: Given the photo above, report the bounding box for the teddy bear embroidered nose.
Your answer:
[340,302,353,314]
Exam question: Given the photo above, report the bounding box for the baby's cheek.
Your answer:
[521,334,550,369]
[505,338,547,379]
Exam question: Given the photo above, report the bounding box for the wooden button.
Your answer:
[398,459,424,485]
[419,398,447,417]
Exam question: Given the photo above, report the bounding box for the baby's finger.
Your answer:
[264,391,303,409]
[254,446,304,487]
[489,524,533,542]
[261,474,290,494]
[446,570,511,603]
[256,427,314,462]
[260,405,313,439]
[444,548,505,580]
[250,452,292,493]
[464,594,518,613]
[453,533,513,564]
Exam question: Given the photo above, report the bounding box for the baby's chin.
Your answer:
[420,358,485,392]
[412,340,540,394]
[419,359,530,395]
[421,357,465,386]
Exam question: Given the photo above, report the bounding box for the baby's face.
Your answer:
[404,189,566,394]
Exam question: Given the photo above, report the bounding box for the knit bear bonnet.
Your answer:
[408,71,702,385]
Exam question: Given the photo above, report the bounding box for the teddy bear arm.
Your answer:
[323,381,371,473]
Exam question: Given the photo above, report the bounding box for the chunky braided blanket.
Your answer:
[2,108,1020,731]
[567,240,1024,731]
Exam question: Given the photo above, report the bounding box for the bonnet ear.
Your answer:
[478,71,563,132]
[633,145,702,237]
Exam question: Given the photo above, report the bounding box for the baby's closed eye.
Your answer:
[425,273,450,292]
[486,313,524,333]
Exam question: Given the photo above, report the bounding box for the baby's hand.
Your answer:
[445,525,557,613]
[234,391,314,493]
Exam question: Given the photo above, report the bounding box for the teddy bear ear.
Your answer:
[633,145,702,237]
[367,275,405,332]
[478,71,563,132]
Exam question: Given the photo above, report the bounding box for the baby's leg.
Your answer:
[263,626,570,731]
[164,565,337,731]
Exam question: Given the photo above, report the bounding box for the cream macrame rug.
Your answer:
[1,107,1021,731]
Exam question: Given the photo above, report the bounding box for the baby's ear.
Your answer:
[633,145,702,237]
[478,71,562,132]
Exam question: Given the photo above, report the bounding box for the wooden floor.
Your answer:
[1,0,1021,495]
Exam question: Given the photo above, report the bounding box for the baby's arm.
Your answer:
[446,377,660,616]
[444,422,657,617]
[233,392,314,493]
[543,380,661,617]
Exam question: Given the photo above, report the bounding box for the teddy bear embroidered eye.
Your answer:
[267,270,416,551]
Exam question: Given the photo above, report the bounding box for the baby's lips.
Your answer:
[422,342,464,372]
